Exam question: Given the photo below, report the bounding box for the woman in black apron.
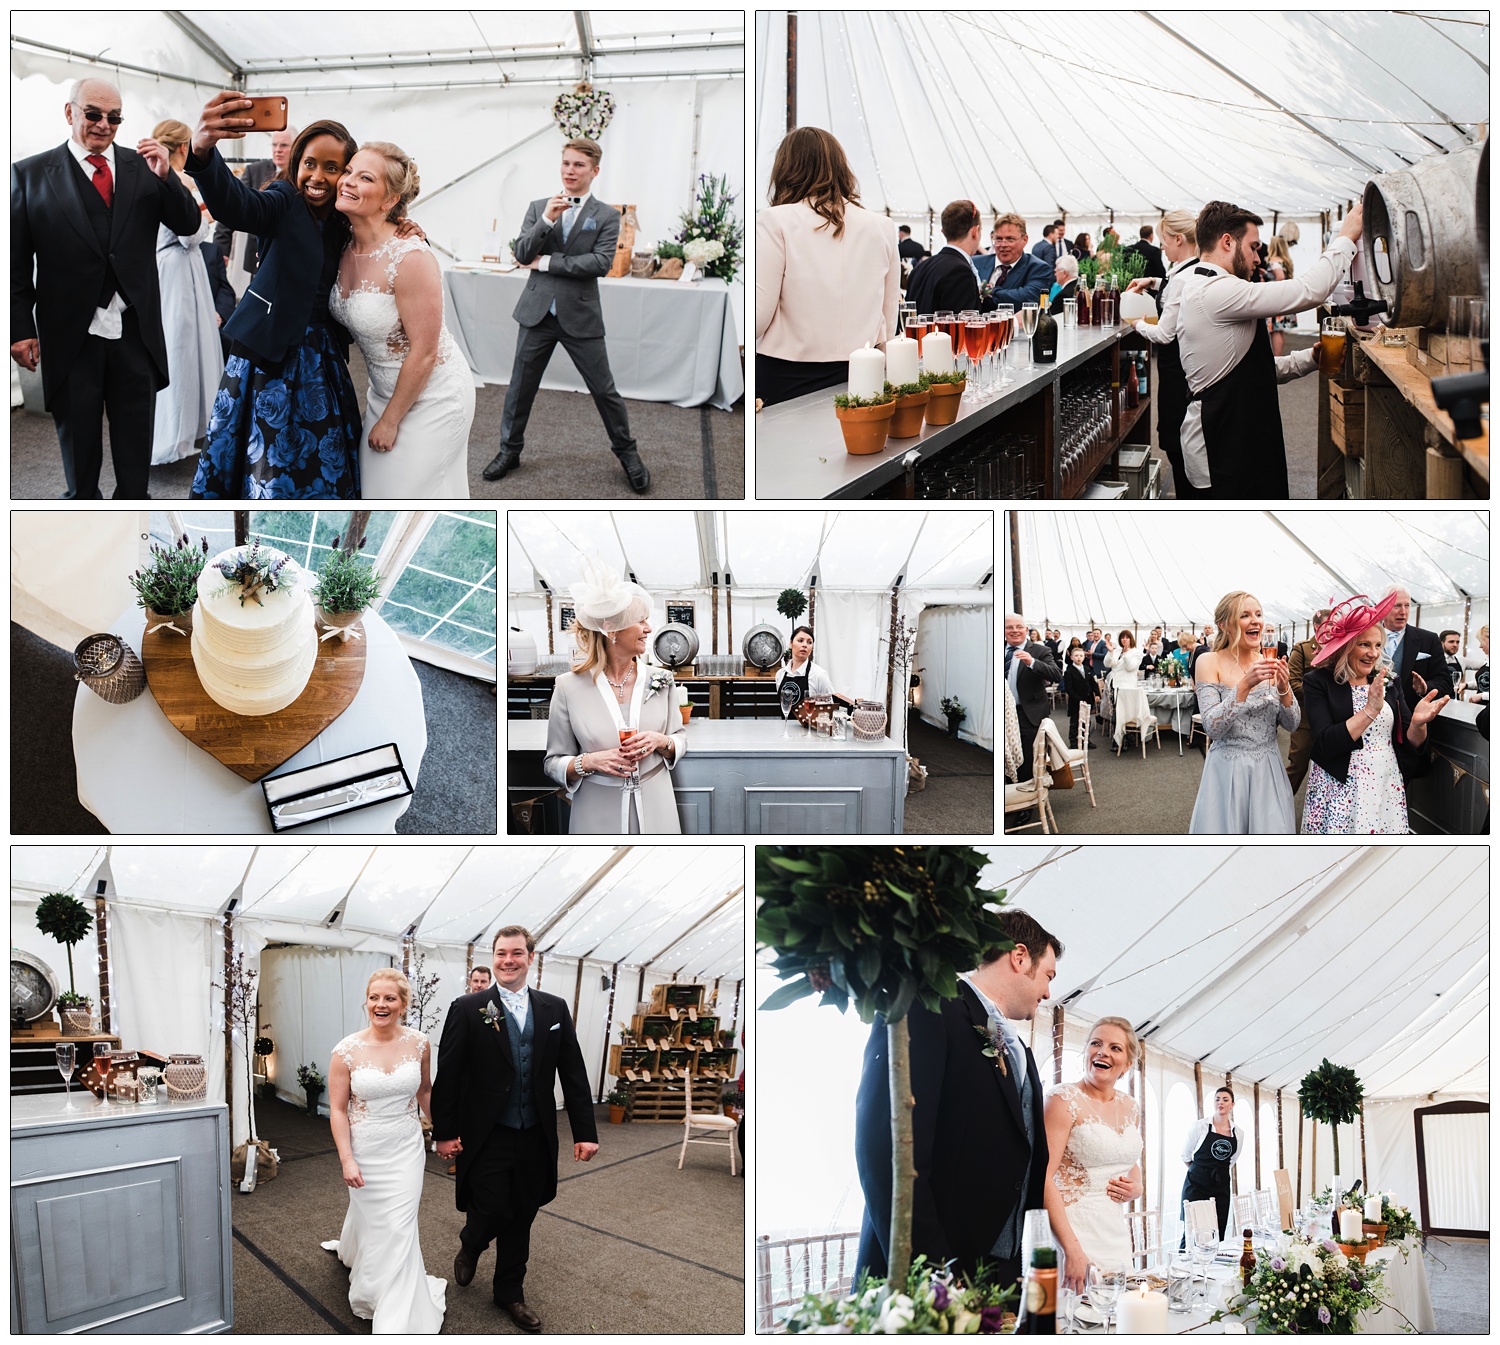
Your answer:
[775,625,839,720]
[1179,1086,1242,1248]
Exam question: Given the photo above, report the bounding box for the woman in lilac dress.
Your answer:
[1189,590,1299,834]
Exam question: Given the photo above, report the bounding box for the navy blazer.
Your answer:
[1303,666,1431,785]
[905,246,980,316]
[184,145,349,364]
[977,249,1053,309]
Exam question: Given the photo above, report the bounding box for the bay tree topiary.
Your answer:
[1298,1057,1364,1182]
[34,892,93,996]
[756,845,1011,1290]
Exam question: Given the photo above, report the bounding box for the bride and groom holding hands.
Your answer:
[322,926,597,1333]
[855,909,1145,1297]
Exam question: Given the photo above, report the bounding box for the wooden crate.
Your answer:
[1330,382,1365,457]
[649,982,705,1015]
[608,1045,659,1077]
[741,664,777,678]
[630,1014,678,1046]
[625,1079,689,1123]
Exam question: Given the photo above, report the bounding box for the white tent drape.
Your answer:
[913,604,995,748]
[11,512,147,651]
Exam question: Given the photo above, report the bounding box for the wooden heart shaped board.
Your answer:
[142,622,367,782]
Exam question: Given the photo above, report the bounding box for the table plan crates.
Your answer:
[608,982,736,1122]
[1330,380,1366,457]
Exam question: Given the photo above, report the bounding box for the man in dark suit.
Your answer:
[897,225,926,264]
[211,124,293,277]
[1006,612,1061,782]
[199,240,236,360]
[432,925,598,1334]
[1084,628,1109,681]
[855,908,1060,1289]
[973,213,1053,309]
[483,137,650,493]
[904,199,984,316]
[1029,221,1063,268]
[1123,224,1166,280]
[12,75,200,498]
[1381,587,1454,713]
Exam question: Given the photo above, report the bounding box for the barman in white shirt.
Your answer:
[1134,199,1363,499]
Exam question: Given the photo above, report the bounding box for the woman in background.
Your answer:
[774,625,841,720]
[1179,1087,1242,1246]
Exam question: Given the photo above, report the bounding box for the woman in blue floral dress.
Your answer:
[185,95,368,498]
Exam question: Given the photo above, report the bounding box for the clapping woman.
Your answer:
[543,559,687,834]
[1301,594,1447,834]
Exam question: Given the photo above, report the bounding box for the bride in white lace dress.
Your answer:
[1041,1017,1145,1292]
[331,143,474,498]
[323,969,446,1333]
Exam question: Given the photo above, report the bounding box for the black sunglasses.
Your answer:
[74,104,124,125]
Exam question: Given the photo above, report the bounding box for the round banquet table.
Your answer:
[1111,681,1197,755]
[71,608,426,833]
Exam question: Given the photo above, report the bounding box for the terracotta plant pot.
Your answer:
[924,379,966,426]
[1362,1223,1388,1247]
[143,604,194,636]
[608,1104,626,1124]
[835,401,896,455]
[887,388,930,438]
[679,704,692,725]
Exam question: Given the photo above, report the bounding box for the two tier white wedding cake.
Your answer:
[190,544,317,715]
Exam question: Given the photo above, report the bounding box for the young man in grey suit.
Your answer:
[483,138,651,493]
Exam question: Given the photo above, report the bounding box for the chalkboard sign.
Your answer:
[666,602,695,628]
[559,605,575,631]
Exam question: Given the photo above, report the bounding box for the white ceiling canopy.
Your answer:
[977,844,1487,1100]
[756,10,1488,222]
[11,845,745,979]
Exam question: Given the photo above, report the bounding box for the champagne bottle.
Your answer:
[1016,1246,1057,1334]
[1033,307,1058,364]
[1240,1228,1256,1290]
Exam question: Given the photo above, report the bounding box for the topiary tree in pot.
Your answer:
[35,892,94,1014]
[1298,1057,1364,1185]
[756,845,1010,1292]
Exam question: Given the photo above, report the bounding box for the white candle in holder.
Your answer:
[1364,1196,1382,1224]
[922,331,954,374]
[885,334,920,387]
[847,344,885,399]
[1116,1287,1168,1335]
[1339,1209,1363,1242]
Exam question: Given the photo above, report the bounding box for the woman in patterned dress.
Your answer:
[1041,1017,1144,1293]
[1301,594,1447,834]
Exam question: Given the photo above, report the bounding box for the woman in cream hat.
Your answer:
[543,558,688,833]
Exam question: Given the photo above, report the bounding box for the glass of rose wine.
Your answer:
[910,314,933,363]
[619,727,641,793]
[963,319,988,400]
[993,305,1014,386]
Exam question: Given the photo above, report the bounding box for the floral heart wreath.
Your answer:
[553,82,615,140]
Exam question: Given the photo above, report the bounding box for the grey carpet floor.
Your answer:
[902,712,995,835]
[1150,332,1318,500]
[231,1098,743,1334]
[1425,1236,1488,1334]
[11,347,744,502]
[10,622,496,836]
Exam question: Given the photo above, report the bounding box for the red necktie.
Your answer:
[85,153,113,208]
[998,263,1012,285]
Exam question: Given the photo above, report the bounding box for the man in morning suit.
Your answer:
[855,908,1060,1290]
[974,214,1053,309]
[11,75,201,498]
[904,199,985,316]
[897,224,927,264]
[432,925,598,1334]
[1006,612,1061,782]
[1124,225,1166,280]
[1381,586,1454,714]
[483,137,651,494]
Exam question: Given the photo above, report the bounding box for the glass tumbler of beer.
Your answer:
[1319,317,1348,376]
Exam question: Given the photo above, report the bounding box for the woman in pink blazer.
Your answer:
[755,127,901,407]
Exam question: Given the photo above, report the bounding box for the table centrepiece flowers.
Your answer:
[130,534,212,636]
[1208,1233,1389,1334]
[784,1255,1015,1335]
[676,172,742,282]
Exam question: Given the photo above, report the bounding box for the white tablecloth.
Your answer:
[72,609,426,834]
[442,269,744,410]
[1112,681,1197,754]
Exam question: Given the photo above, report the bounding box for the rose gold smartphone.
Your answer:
[244,96,288,132]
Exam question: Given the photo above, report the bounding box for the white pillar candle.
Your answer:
[847,344,885,399]
[885,334,920,387]
[921,331,954,374]
[1116,1287,1169,1335]
[1339,1209,1364,1242]
[1364,1196,1382,1224]
[1222,1323,1247,1335]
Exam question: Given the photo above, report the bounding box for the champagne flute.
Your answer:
[1018,302,1040,367]
[94,1045,114,1106]
[619,727,641,793]
[963,319,987,401]
[993,305,1014,385]
[56,1042,78,1110]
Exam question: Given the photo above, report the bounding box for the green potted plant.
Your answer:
[887,375,931,439]
[1298,1057,1364,1183]
[36,891,94,1030]
[129,535,209,637]
[833,387,897,456]
[311,535,382,640]
[940,696,967,737]
[297,1063,326,1115]
[776,588,808,624]
[921,370,967,427]
[720,1081,744,1120]
[606,1084,633,1124]
[653,239,685,279]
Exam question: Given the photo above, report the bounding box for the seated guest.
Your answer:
[1302,595,1447,835]
[905,199,985,316]
[973,214,1052,310]
[756,126,901,407]
[1049,254,1080,314]
[1064,644,1101,749]
[1072,232,1094,261]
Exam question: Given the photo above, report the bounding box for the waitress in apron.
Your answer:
[775,625,838,721]
[1128,210,1203,499]
[1179,1086,1243,1247]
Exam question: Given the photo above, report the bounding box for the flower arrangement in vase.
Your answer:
[676,173,743,282]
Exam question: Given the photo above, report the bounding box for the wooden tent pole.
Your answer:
[1227,1071,1237,1198]
[596,962,619,1103]
[1276,1088,1284,1170]
[884,586,899,727]
[1311,1118,1318,1194]
[1254,1082,1262,1188]
[1296,1101,1304,1204]
[1051,1004,1064,1086]
[1194,1062,1203,1116]
[94,894,112,1033]
[726,586,734,655]
[465,941,474,977]
[223,911,234,1109]
[1009,513,1023,613]
[1137,1044,1147,1214]
[1359,1101,1368,1189]
[711,584,719,655]
[785,12,797,134]
[545,593,554,654]
[571,956,585,1022]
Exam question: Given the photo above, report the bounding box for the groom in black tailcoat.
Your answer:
[431,925,598,1333]
[854,909,1061,1290]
